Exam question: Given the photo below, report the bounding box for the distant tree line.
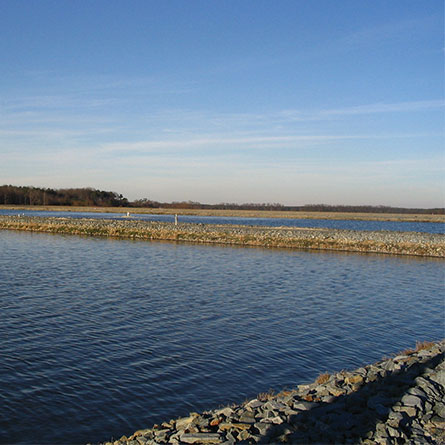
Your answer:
[132,198,444,215]
[1,185,443,214]
[0,185,128,207]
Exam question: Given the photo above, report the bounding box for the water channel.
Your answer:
[0,230,444,444]
[0,209,444,234]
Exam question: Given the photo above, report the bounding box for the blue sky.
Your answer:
[1,0,443,207]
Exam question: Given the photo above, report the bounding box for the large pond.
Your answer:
[1,209,444,234]
[0,230,444,444]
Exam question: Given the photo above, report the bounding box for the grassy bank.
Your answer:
[1,216,443,257]
[1,205,444,223]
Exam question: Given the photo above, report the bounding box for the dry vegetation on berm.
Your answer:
[1,205,444,223]
[0,215,443,258]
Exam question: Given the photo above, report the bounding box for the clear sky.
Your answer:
[1,0,443,207]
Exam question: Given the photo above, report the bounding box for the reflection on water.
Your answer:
[1,209,444,233]
[0,230,444,444]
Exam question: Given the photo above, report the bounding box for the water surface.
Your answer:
[1,209,444,234]
[0,230,443,444]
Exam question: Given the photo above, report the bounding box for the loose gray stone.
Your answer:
[262,416,283,425]
[245,399,263,410]
[355,367,367,376]
[256,409,274,420]
[180,433,222,444]
[387,411,404,428]
[193,417,210,428]
[283,408,300,416]
[254,422,273,436]
[293,401,318,411]
[263,400,287,412]
[381,360,395,371]
[407,386,427,399]
[401,394,425,408]
[433,402,445,419]
[153,428,169,437]
[385,425,400,438]
[176,415,197,430]
[214,407,234,418]
[238,412,256,424]
[324,383,345,397]
[399,405,418,418]
[429,369,445,386]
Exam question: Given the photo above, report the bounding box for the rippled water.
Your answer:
[1,209,444,233]
[0,230,444,444]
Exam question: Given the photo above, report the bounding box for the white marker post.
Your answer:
[175,214,178,226]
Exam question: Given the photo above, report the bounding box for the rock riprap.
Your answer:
[0,215,444,257]
[94,341,444,445]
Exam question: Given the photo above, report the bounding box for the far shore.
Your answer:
[1,205,444,223]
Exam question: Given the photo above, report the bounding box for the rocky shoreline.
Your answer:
[0,215,444,257]
[95,341,445,445]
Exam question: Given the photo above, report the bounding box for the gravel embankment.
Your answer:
[2,205,444,222]
[0,215,444,257]
[94,341,445,445]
